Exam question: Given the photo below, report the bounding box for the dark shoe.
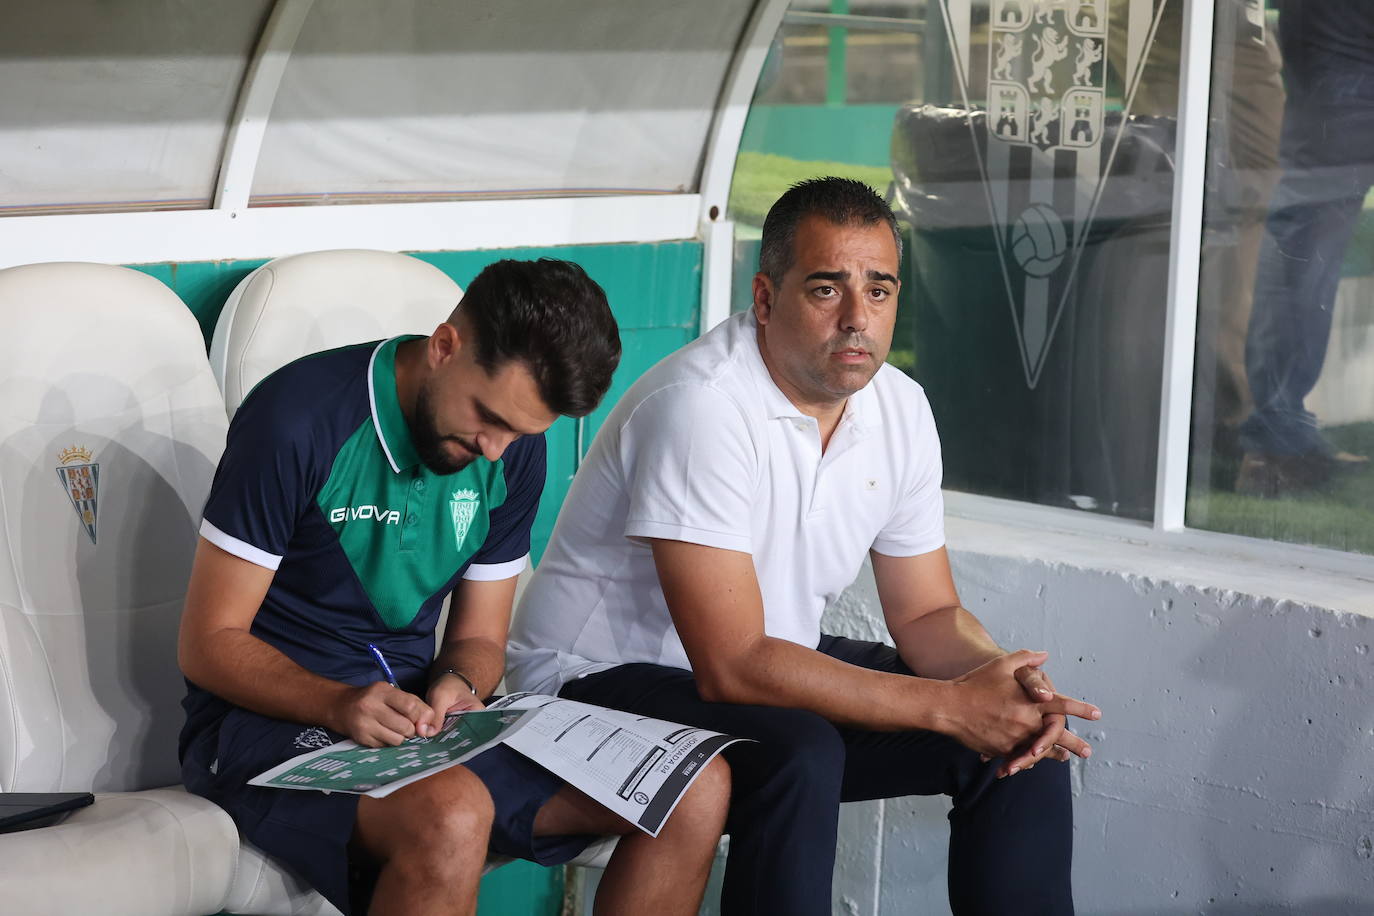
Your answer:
[1235,451,1332,497]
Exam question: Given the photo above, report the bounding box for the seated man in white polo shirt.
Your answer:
[507,177,1100,915]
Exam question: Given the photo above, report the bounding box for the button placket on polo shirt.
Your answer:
[399,471,427,551]
[813,414,867,517]
[785,415,829,517]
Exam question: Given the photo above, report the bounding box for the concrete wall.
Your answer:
[822,508,1374,916]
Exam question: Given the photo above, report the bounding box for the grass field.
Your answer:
[1188,422,1374,556]
[728,151,894,228]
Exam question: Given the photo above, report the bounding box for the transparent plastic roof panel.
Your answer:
[0,0,271,217]
[250,0,755,206]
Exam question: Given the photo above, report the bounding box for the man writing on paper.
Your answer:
[178,259,728,916]
[508,180,1100,915]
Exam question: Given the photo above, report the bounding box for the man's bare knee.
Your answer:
[426,790,493,846]
[695,757,730,801]
[411,767,494,846]
[358,765,494,863]
[675,757,730,829]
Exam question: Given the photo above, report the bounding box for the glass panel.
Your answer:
[0,0,270,216]
[1188,0,1374,554]
[250,0,752,205]
[730,0,1181,520]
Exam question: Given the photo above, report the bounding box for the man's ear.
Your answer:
[752,273,775,326]
[429,320,461,369]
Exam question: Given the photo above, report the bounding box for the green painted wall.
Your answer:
[476,858,565,914]
[132,257,271,343]
[129,240,703,914]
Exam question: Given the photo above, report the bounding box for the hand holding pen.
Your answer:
[328,643,440,747]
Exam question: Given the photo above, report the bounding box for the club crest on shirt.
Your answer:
[449,488,480,548]
[55,445,99,544]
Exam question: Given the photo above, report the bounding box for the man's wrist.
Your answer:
[432,667,478,696]
[318,680,359,736]
[912,678,958,735]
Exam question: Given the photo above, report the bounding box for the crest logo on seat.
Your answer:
[56,445,99,544]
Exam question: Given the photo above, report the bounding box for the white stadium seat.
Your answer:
[0,262,253,914]
[210,249,463,418]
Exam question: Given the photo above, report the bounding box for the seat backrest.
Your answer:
[0,262,227,793]
[210,249,462,414]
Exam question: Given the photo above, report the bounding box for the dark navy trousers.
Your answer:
[560,636,1074,916]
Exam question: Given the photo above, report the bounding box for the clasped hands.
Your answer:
[949,649,1100,780]
[331,673,486,748]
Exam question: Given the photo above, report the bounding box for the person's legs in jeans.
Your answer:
[1242,93,1374,459]
[821,635,1075,915]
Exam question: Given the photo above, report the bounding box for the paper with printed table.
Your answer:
[249,693,743,836]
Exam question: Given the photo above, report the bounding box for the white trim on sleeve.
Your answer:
[462,555,528,581]
[624,520,753,554]
[869,536,948,559]
[200,518,283,571]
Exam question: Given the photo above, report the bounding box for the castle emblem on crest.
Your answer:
[935,0,1162,387]
[989,0,1105,153]
[56,445,100,544]
[449,488,480,548]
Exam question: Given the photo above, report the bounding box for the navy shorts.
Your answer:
[181,708,595,915]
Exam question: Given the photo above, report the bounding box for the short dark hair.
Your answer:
[456,258,621,418]
[759,177,902,285]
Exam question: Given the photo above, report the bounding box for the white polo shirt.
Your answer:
[506,309,946,696]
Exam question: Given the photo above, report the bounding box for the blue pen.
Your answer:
[366,643,399,687]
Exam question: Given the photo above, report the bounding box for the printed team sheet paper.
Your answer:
[489,692,747,836]
[248,694,745,836]
[248,708,531,799]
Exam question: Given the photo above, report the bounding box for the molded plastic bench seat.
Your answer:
[0,789,239,915]
[0,261,242,914]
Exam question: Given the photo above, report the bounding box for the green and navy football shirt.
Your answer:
[192,336,544,692]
